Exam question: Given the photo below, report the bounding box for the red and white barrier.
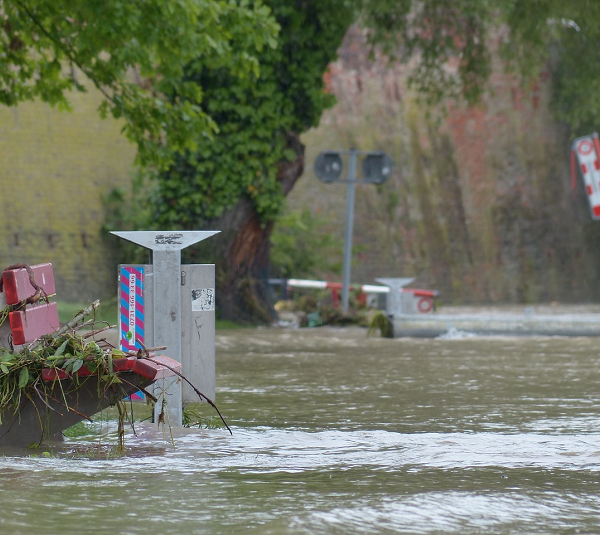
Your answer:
[572,133,600,219]
[283,279,438,313]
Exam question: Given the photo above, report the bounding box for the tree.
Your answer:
[138,0,356,323]
[1,0,278,169]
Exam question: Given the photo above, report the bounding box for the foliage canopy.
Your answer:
[4,1,600,181]
[143,0,356,228]
[270,208,343,279]
[1,0,278,169]
[6,0,600,305]
[361,0,600,130]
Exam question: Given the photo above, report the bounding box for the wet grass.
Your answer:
[56,301,251,331]
[56,299,118,326]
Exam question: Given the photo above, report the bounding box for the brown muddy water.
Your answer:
[1,325,600,534]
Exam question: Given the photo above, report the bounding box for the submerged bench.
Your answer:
[0,263,181,447]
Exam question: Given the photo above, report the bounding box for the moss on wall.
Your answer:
[289,27,600,304]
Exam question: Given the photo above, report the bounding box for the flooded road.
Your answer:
[1,327,600,533]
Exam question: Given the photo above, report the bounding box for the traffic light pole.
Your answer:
[314,148,393,315]
[341,149,357,314]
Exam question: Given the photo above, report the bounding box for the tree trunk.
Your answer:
[189,132,305,324]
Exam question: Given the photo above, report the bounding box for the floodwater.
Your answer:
[1,326,600,534]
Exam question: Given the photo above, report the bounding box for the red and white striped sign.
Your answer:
[572,133,600,219]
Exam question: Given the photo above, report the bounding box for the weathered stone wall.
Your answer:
[290,27,600,304]
[0,86,136,303]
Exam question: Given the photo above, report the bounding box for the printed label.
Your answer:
[191,288,215,311]
[155,233,183,245]
[119,266,145,351]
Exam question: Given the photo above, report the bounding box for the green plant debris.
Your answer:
[0,320,136,452]
[0,296,151,452]
[367,310,393,338]
[183,405,226,430]
[277,289,372,328]
[0,289,232,452]
[62,420,104,439]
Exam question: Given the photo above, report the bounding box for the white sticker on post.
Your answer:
[191,288,215,311]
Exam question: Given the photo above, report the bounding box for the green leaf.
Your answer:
[72,359,84,374]
[0,351,14,364]
[53,339,69,358]
[62,357,76,373]
[18,368,29,389]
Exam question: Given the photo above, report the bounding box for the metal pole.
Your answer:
[152,248,183,426]
[341,149,357,314]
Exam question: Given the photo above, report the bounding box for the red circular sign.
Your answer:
[417,297,433,313]
[578,139,594,156]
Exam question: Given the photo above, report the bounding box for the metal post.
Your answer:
[375,277,415,316]
[111,231,219,427]
[152,247,184,426]
[341,149,357,314]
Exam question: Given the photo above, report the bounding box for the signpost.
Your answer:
[111,230,219,427]
[571,133,600,220]
[314,149,394,313]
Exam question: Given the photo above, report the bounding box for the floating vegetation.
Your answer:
[183,405,227,430]
[0,263,231,453]
[0,302,143,450]
[367,310,393,338]
[0,301,231,452]
[61,420,105,439]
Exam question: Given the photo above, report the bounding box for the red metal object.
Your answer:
[403,289,439,298]
[571,149,577,191]
[41,355,181,383]
[401,288,439,314]
[41,368,68,381]
[132,355,181,381]
[74,364,95,378]
[572,134,600,219]
[146,354,182,378]
[417,297,434,313]
[2,263,56,305]
[9,302,60,345]
[592,134,600,168]
[113,357,136,372]
[324,282,370,308]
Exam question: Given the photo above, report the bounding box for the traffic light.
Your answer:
[362,152,393,184]
[314,151,343,183]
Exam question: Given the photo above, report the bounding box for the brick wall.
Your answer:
[0,86,136,303]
